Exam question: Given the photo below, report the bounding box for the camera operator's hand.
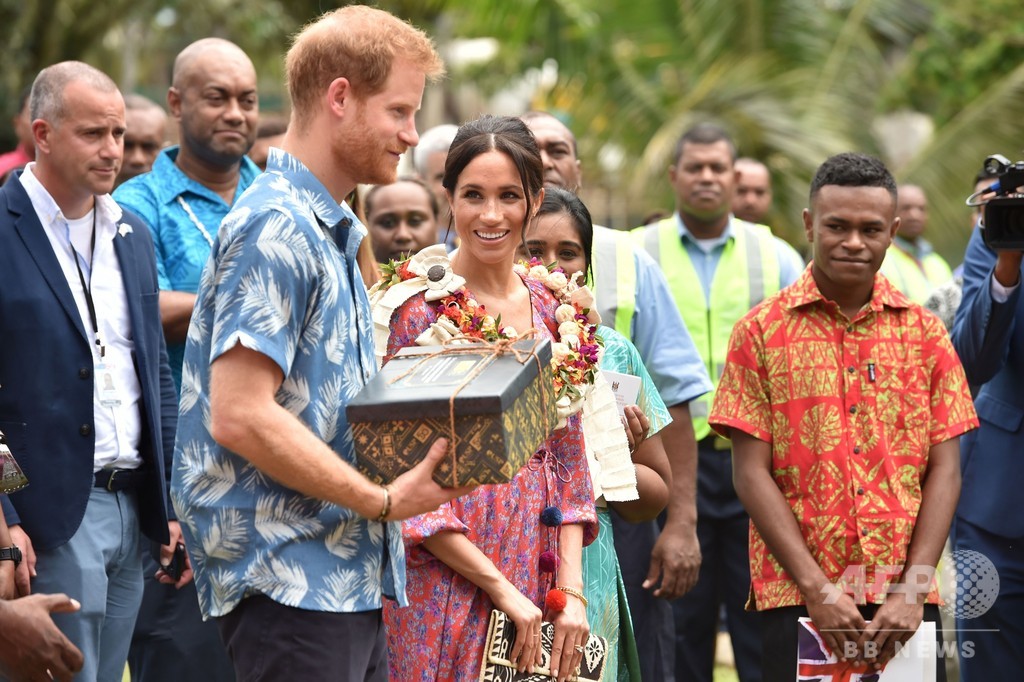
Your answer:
[994,251,1023,288]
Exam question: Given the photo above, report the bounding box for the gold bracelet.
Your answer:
[377,485,392,522]
[556,585,588,608]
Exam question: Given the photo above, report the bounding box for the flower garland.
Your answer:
[435,289,516,341]
[511,258,603,411]
[373,251,603,422]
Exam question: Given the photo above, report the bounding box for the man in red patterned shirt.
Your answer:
[709,153,978,682]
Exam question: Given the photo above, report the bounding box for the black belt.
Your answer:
[94,468,148,492]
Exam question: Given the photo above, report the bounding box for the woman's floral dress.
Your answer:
[382,276,597,681]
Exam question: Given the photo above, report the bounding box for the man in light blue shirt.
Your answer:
[674,213,805,293]
[171,9,467,680]
[522,110,713,682]
[113,38,262,682]
[176,148,404,618]
[622,241,715,408]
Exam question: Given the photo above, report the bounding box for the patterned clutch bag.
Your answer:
[0,430,28,494]
[478,609,608,682]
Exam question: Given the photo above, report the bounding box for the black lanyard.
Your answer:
[68,209,105,359]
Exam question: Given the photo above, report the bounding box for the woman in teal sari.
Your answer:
[524,187,673,681]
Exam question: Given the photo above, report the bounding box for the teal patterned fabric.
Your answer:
[584,509,640,681]
[581,326,672,680]
[597,325,671,436]
[114,147,260,389]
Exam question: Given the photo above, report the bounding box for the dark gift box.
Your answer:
[347,339,557,487]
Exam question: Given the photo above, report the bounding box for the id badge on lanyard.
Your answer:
[97,359,122,407]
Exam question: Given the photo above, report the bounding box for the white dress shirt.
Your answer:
[20,164,143,471]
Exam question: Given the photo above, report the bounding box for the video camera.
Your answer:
[971,155,1024,249]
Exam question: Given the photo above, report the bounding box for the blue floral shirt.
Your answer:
[114,147,261,389]
[171,148,404,618]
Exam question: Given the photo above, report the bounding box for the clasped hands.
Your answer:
[807,584,925,672]
[494,583,588,682]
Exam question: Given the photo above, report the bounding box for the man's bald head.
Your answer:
[520,111,582,192]
[168,38,258,170]
[172,38,254,90]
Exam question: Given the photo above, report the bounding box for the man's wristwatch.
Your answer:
[0,545,22,568]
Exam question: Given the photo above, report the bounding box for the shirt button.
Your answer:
[853,446,861,454]
[861,528,869,536]
[79,367,91,379]
[846,325,854,333]
[849,405,857,414]
[79,424,92,436]
[847,365,855,373]
[857,487,865,495]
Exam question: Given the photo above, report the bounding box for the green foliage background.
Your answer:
[3,0,1024,262]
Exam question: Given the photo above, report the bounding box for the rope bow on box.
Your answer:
[368,249,603,427]
[385,334,550,485]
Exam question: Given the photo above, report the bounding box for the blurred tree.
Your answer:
[881,0,1024,260]
[449,0,931,244]
[0,0,158,147]
[448,0,1024,260]
[883,0,1024,127]
[4,0,1023,264]
[0,0,295,131]
[0,0,453,134]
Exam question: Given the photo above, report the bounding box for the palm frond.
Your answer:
[897,61,1024,263]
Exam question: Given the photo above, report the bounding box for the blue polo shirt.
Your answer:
[114,146,261,389]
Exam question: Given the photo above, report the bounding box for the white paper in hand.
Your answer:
[601,370,641,416]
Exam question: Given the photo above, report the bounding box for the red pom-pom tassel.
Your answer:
[539,551,560,573]
[545,588,567,612]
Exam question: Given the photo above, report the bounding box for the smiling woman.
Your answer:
[378,115,597,682]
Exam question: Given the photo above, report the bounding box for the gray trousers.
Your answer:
[29,487,143,682]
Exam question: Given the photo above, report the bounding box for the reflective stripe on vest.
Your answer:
[592,227,638,338]
[632,217,780,439]
[879,246,953,304]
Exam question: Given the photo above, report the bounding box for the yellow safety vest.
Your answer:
[591,225,637,338]
[631,217,780,439]
[879,246,953,305]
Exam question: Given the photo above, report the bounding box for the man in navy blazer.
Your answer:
[0,61,180,682]
[951,223,1024,679]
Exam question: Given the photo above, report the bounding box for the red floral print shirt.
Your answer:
[710,266,978,610]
